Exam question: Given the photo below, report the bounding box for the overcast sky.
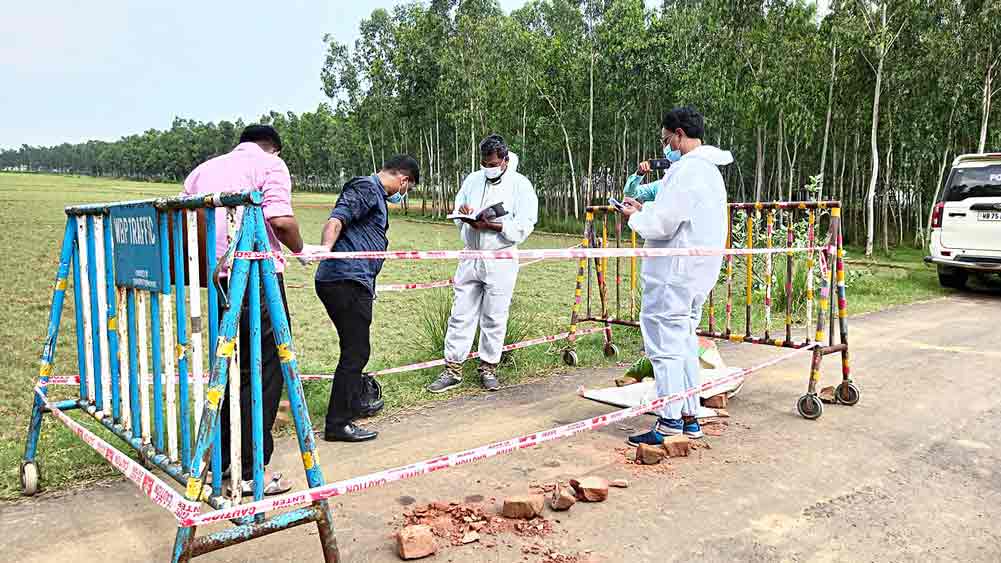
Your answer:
[1,1,825,149]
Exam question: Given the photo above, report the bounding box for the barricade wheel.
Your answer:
[20,462,39,496]
[835,382,861,406]
[563,349,579,367]
[603,343,620,358]
[796,394,824,420]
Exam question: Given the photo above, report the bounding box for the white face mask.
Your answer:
[482,165,504,180]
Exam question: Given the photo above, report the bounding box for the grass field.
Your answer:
[0,172,960,499]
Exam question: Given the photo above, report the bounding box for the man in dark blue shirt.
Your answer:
[312,155,420,443]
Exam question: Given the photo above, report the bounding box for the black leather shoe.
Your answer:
[323,423,378,443]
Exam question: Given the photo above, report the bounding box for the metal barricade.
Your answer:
[564,201,858,419]
[22,191,339,562]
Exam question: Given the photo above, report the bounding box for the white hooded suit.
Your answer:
[444,153,539,365]
[627,145,732,420]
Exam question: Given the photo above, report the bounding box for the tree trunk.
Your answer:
[978,45,996,153]
[926,95,959,237]
[776,110,784,201]
[787,139,799,201]
[865,53,884,258]
[819,41,838,200]
[469,98,475,173]
[883,122,893,252]
[754,125,766,201]
[367,130,377,172]
[587,51,595,209]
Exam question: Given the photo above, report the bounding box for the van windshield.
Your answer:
[945,164,1001,201]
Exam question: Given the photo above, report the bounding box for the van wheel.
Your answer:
[937,267,968,289]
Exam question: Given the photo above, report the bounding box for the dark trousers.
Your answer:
[314,279,373,429]
[217,274,288,481]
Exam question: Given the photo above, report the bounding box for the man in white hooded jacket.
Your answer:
[428,134,539,393]
[620,107,732,443]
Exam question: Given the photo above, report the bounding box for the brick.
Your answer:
[819,386,837,404]
[397,525,437,560]
[702,394,727,409]
[501,495,545,519]
[461,531,480,544]
[609,479,629,488]
[662,435,690,458]
[636,443,667,465]
[570,477,609,502]
[549,486,576,511]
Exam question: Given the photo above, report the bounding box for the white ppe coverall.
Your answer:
[627,145,732,420]
[444,153,539,365]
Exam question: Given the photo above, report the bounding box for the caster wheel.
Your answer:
[797,394,824,420]
[603,343,620,358]
[20,462,39,496]
[562,349,579,367]
[835,382,861,406]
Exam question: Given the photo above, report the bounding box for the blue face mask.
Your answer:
[664,145,682,162]
[386,190,406,205]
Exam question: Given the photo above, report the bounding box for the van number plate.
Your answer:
[978,211,1001,221]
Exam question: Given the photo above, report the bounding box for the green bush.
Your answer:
[415,286,538,366]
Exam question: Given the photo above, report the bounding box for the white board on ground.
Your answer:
[582,367,744,419]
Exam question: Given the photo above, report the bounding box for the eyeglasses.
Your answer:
[660,133,675,147]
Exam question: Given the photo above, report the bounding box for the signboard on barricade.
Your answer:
[110,205,163,291]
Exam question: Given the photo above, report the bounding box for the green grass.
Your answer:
[0,173,633,499]
[0,171,974,500]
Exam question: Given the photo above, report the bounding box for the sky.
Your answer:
[1,1,825,149]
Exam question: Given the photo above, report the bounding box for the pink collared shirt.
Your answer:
[183,142,294,274]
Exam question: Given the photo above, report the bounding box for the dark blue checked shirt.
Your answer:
[315,175,390,294]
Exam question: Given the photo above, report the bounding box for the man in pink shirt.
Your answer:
[183,125,303,495]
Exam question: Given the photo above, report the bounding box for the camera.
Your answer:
[649,158,672,170]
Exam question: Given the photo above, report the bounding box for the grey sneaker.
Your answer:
[427,362,463,394]
[479,362,500,391]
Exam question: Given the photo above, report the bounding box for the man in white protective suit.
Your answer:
[427,134,538,393]
[619,107,732,443]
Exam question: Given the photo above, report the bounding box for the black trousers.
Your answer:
[217,274,288,481]
[314,279,373,429]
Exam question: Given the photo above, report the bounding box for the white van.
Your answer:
[925,152,1001,288]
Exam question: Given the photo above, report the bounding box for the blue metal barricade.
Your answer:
[21,191,339,562]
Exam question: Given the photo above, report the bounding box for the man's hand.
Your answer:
[458,203,474,215]
[470,219,503,232]
[297,243,328,266]
[636,161,652,175]
[620,196,642,218]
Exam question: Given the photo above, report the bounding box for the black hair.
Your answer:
[661,106,705,141]
[479,133,509,161]
[382,154,420,185]
[239,125,283,152]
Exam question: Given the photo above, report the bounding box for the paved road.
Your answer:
[3,293,1001,562]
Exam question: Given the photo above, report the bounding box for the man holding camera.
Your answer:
[618,107,732,444]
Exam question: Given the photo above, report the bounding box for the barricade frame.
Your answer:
[563,200,858,419]
[21,191,340,562]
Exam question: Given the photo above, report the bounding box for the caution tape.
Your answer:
[284,250,557,293]
[179,345,814,527]
[32,387,202,522]
[302,326,606,380]
[236,245,831,262]
[36,344,812,526]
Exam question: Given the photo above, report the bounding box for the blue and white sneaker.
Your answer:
[656,418,685,436]
[627,429,664,446]
[682,419,704,439]
[628,418,683,446]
